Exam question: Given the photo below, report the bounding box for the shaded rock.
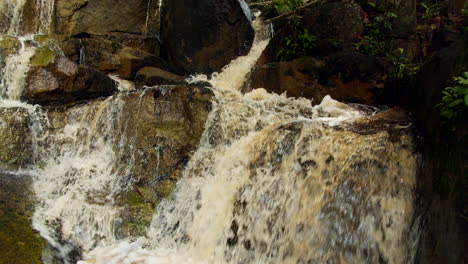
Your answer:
[246,53,393,104]
[161,0,255,74]
[258,1,365,64]
[0,171,46,264]
[397,33,468,264]
[76,38,168,79]
[135,67,186,87]
[54,0,158,36]
[25,56,117,105]
[33,35,166,79]
[0,108,32,169]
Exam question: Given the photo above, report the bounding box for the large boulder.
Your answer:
[0,108,32,170]
[24,53,117,105]
[0,171,46,264]
[54,0,158,36]
[161,0,255,74]
[246,52,393,104]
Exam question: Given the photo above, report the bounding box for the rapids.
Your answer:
[0,4,420,264]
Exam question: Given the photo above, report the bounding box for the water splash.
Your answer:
[0,35,36,101]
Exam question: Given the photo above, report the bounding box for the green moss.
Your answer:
[0,174,46,264]
[156,180,177,198]
[0,210,46,264]
[31,46,57,67]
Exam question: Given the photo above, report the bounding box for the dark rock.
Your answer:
[258,1,365,65]
[0,171,46,264]
[77,39,169,79]
[398,33,468,264]
[246,52,394,104]
[135,67,186,87]
[54,0,158,36]
[161,0,255,74]
[0,108,32,169]
[25,56,117,105]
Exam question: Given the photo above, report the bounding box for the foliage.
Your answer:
[436,72,468,122]
[419,1,440,19]
[354,11,398,56]
[272,0,306,14]
[387,48,421,79]
[276,15,318,61]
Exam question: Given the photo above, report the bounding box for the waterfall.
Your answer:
[0,6,421,264]
[74,18,419,264]
[0,35,36,101]
[0,0,54,35]
[37,0,55,34]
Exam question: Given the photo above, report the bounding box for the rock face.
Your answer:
[258,1,365,65]
[400,33,468,264]
[0,171,46,264]
[246,53,393,104]
[25,55,117,105]
[118,85,213,236]
[135,67,186,87]
[161,0,255,74]
[54,0,157,36]
[0,108,32,169]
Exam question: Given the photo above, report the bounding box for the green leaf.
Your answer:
[464,94,468,106]
[448,98,463,108]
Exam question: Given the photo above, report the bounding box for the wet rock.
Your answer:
[0,171,46,264]
[33,35,166,79]
[25,56,117,105]
[45,85,214,238]
[0,35,21,76]
[135,67,186,87]
[161,0,255,74]
[0,108,32,170]
[246,53,393,104]
[75,38,169,79]
[258,0,365,64]
[54,0,158,36]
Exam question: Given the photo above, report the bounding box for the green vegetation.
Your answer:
[388,48,421,79]
[419,1,440,19]
[276,15,317,61]
[354,11,398,56]
[436,72,468,122]
[272,0,306,14]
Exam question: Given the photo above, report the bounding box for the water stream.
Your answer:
[0,4,420,264]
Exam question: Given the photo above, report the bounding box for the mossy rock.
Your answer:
[31,46,57,67]
[0,35,21,57]
[0,171,47,264]
[0,108,33,170]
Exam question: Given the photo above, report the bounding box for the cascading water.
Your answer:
[73,18,418,264]
[0,5,421,264]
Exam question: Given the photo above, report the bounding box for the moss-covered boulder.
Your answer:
[0,108,32,170]
[0,171,46,264]
[117,85,211,236]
